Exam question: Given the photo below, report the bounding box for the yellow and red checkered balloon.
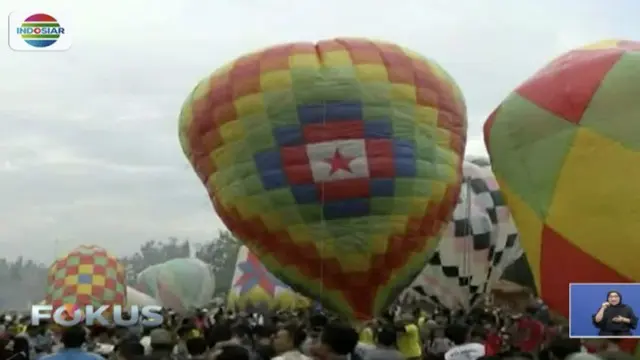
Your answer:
[46,245,127,309]
[179,38,468,319]
[484,39,640,353]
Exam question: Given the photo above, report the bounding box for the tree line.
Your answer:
[0,231,533,310]
[0,231,242,310]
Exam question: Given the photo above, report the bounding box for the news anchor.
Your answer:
[593,290,638,336]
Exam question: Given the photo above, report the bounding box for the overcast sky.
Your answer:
[0,0,636,263]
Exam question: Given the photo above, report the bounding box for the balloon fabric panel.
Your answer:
[156,276,187,312]
[234,249,287,296]
[126,286,160,307]
[227,246,308,312]
[46,245,127,308]
[467,161,523,288]
[486,39,640,355]
[137,259,215,312]
[179,38,467,319]
[485,39,640,315]
[157,258,215,310]
[484,40,640,355]
[401,160,522,310]
[135,264,162,298]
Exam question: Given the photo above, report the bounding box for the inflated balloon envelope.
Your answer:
[401,160,522,311]
[136,259,215,312]
[484,39,640,332]
[46,245,127,309]
[179,38,467,319]
[227,246,310,312]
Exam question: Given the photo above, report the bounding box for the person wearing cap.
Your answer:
[145,328,175,360]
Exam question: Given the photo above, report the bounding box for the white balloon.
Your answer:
[126,286,160,307]
[135,258,215,312]
[400,159,523,310]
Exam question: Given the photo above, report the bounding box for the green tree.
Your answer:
[0,257,48,309]
[119,238,191,285]
[195,230,241,296]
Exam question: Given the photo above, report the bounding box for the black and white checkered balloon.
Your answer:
[399,158,522,311]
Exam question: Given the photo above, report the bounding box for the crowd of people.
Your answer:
[0,304,632,360]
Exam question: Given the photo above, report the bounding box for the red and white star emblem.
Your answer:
[324,149,354,175]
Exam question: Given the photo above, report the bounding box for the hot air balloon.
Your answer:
[178,38,467,319]
[126,286,160,307]
[136,259,214,313]
[400,160,522,310]
[135,263,163,297]
[484,39,640,353]
[46,245,126,309]
[227,246,310,312]
[40,287,159,308]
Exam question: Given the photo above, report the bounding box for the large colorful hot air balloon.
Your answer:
[178,38,467,319]
[46,245,126,308]
[400,160,522,310]
[484,39,640,353]
[42,287,159,308]
[228,246,310,312]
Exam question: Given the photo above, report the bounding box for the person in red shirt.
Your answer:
[484,328,501,356]
[513,309,545,352]
[194,309,208,331]
[478,314,501,356]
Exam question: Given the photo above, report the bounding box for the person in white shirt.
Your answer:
[272,323,311,360]
[138,327,153,355]
[444,324,485,360]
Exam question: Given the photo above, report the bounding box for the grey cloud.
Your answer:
[0,0,628,262]
[0,161,218,261]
